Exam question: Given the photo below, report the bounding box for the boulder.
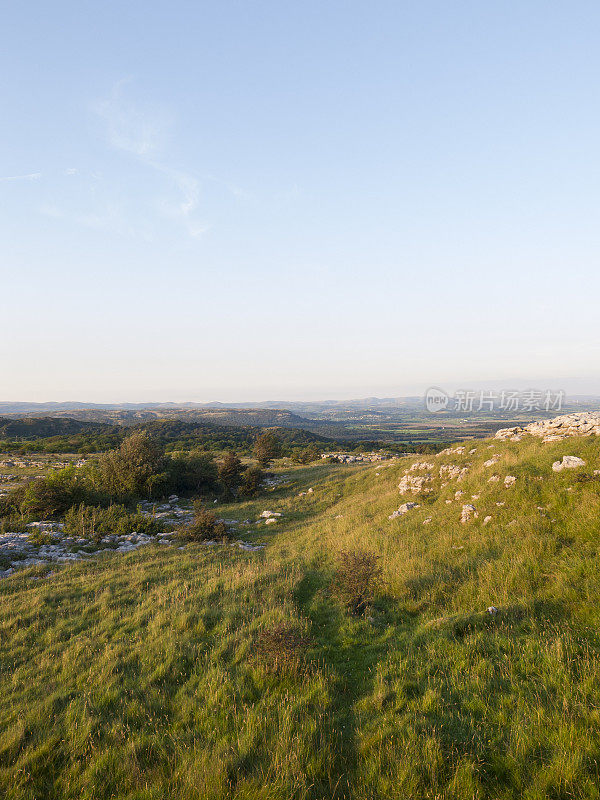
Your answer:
[552,455,586,472]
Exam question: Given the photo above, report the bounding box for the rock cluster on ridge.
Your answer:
[495,413,600,442]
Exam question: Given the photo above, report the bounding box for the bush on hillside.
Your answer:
[292,445,321,465]
[95,432,168,501]
[333,549,382,616]
[217,451,245,496]
[178,501,229,542]
[256,623,312,676]
[240,465,265,498]
[2,466,95,519]
[168,450,219,495]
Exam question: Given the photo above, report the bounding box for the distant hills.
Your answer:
[0,399,423,416]
[2,395,600,418]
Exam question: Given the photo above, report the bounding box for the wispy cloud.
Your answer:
[92,80,207,239]
[92,79,168,159]
[0,172,42,182]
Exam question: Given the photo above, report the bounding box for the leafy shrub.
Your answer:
[63,503,164,540]
[333,549,382,616]
[28,528,57,546]
[0,515,30,534]
[95,433,168,500]
[168,451,219,495]
[178,502,229,542]
[240,465,265,498]
[256,623,312,676]
[217,451,244,495]
[5,466,94,519]
[292,445,321,465]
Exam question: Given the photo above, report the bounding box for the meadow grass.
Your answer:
[1,438,600,798]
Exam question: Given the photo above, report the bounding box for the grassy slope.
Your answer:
[1,438,600,799]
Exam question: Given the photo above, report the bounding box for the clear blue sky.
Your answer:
[2,1,600,401]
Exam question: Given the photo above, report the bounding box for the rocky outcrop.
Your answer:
[439,464,470,481]
[495,413,600,443]
[398,474,433,494]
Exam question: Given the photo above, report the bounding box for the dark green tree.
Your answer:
[253,431,282,468]
[240,464,265,498]
[96,432,168,500]
[218,451,244,495]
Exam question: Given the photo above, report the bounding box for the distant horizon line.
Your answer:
[2,393,600,408]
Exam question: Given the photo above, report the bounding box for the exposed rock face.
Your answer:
[552,455,586,472]
[495,413,600,442]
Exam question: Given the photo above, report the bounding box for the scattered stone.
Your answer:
[552,455,586,472]
[487,606,499,615]
[488,474,500,483]
[460,504,477,523]
[388,502,420,519]
[323,451,393,463]
[423,518,432,525]
[483,516,492,525]
[484,455,500,467]
[504,476,517,487]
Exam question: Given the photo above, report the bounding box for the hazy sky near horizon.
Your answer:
[2,1,600,402]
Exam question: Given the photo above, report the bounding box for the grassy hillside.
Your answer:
[1,434,600,798]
